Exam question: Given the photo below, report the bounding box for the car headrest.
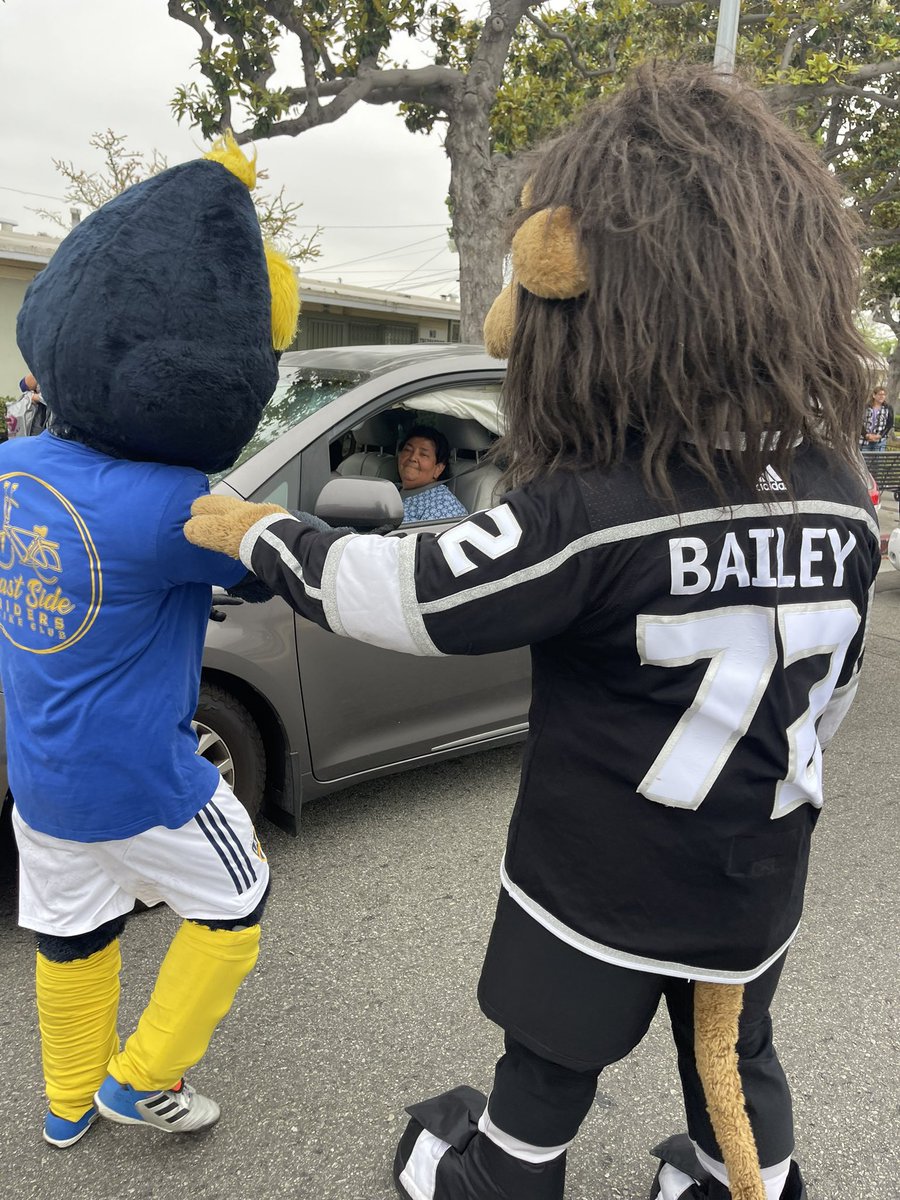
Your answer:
[352,410,401,449]
[428,414,494,453]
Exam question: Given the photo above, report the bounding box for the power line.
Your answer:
[385,245,449,290]
[315,233,446,272]
[0,185,68,203]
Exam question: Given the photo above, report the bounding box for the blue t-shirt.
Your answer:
[401,482,467,524]
[0,433,245,841]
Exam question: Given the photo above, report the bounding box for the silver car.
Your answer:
[172,343,529,828]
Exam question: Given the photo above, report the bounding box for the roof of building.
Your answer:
[0,226,60,270]
[0,227,460,317]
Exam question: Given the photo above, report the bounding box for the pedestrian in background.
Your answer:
[6,373,48,438]
[860,386,893,452]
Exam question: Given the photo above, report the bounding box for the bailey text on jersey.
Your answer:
[669,527,857,595]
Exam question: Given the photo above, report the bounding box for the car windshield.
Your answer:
[211,365,369,483]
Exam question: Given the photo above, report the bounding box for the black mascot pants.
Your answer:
[394,890,794,1200]
[481,892,793,1165]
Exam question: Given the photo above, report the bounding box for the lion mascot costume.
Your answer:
[184,66,880,1200]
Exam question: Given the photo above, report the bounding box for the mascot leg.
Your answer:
[394,1037,595,1200]
[96,918,260,1132]
[650,967,806,1200]
[36,918,123,1148]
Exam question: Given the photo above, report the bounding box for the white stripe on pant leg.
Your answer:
[694,1143,792,1200]
[476,1106,570,1164]
[651,1163,701,1200]
[399,1129,453,1200]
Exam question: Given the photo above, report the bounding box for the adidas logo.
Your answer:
[757,465,787,492]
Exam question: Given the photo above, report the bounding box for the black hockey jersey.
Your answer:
[240,444,881,982]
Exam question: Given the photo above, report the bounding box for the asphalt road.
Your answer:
[0,583,897,1200]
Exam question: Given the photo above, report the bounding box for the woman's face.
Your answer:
[872,390,886,408]
[398,436,445,490]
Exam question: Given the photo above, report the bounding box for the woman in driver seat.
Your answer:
[396,425,468,524]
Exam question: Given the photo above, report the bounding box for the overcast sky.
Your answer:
[0,0,461,300]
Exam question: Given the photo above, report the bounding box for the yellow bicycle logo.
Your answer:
[0,481,62,583]
[0,471,102,654]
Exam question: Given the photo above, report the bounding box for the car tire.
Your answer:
[193,684,266,822]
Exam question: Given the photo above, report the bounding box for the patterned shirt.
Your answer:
[401,482,468,524]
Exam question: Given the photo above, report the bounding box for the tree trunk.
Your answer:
[443,0,531,345]
[884,335,900,418]
[446,105,520,344]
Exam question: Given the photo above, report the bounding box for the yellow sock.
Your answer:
[36,941,121,1121]
[109,920,260,1092]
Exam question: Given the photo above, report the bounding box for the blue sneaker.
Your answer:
[94,1075,219,1133]
[43,1106,98,1148]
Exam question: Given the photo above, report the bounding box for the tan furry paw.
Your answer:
[185,495,289,558]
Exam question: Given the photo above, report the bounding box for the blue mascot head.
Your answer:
[16,135,299,474]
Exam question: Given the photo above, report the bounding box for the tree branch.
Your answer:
[230,64,463,141]
[778,21,817,74]
[524,11,618,80]
[168,0,233,129]
[766,60,900,110]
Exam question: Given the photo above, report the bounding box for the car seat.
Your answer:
[429,415,504,514]
[335,411,402,482]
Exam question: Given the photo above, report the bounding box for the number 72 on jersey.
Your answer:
[635,601,861,819]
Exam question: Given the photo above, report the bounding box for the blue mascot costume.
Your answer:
[4,135,299,1147]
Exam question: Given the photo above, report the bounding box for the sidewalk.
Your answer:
[876,486,898,591]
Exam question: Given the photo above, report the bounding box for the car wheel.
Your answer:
[193,684,266,822]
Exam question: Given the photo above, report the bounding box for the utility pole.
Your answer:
[713,0,741,71]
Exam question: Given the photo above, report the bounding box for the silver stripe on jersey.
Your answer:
[499,857,800,984]
[321,535,352,635]
[239,512,302,572]
[398,1128,452,1200]
[327,532,443,655]
[815,674,860,749]
[419,500,879,616]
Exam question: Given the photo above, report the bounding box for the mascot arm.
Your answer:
[186,487,596,656]
[220,510,354,605]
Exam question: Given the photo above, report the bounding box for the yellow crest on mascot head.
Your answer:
[204,132,300,353]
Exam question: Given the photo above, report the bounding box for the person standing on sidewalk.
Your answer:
[860,386,894,452]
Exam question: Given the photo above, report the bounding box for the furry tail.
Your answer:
[694,982,765,1200]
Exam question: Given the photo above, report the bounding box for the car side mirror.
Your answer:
[314,476,404,532]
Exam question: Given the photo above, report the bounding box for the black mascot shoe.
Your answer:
[648,1133,711,1199]
[393,1085,567,1200]
[648,1134,807,1200]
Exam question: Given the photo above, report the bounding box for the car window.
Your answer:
[330,383,504,526]
[209,366,369,485]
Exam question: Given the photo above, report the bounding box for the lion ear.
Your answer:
[483,282,516,359]
[512,207,588,300]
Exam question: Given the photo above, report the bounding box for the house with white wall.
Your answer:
[0,222,59,395]
[0,225,461,395]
